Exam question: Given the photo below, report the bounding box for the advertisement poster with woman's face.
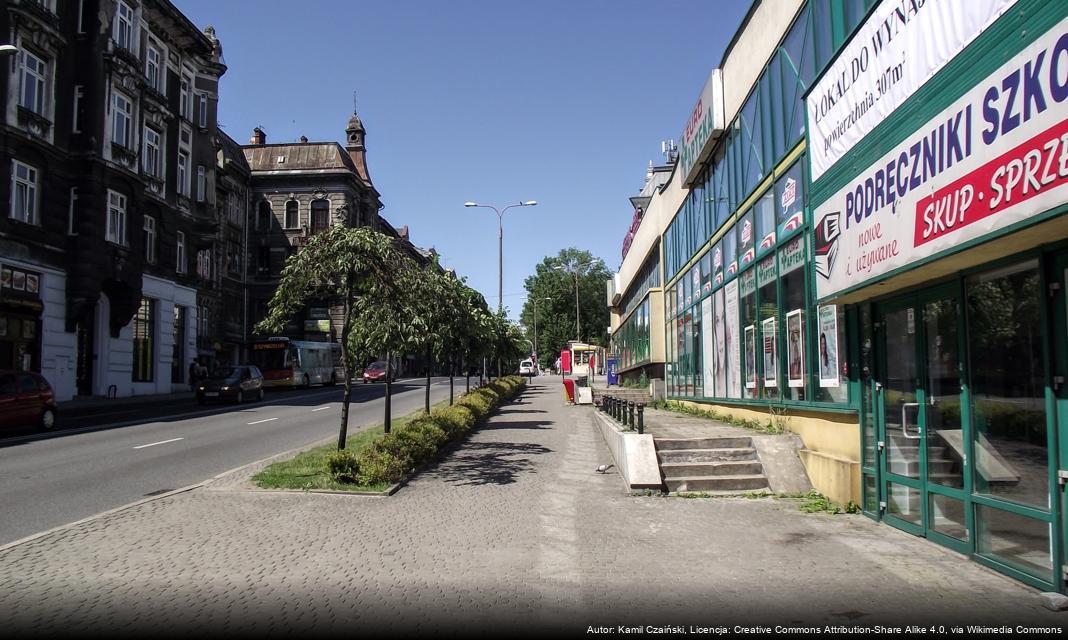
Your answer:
[762,317,777,388]
[725,281,741,398]
[744,325,756,389]
[818,305,840,387]
[714,288,726,397]
[787,309,804,387]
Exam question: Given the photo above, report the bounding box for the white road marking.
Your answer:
[311,406,331,412]
[132,437,184,449]
[247,418,278,425]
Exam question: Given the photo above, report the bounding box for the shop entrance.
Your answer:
[875,284,970,553]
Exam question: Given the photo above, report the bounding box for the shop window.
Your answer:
[780,237,806,401]
[738,210,756,270]
[700,252,711,294]
[172,306,185,384]
[757,256,778,399]
[739,270,757,399]
[775,161,805,239]
[724,227,738,280]
[815,304,848,404]
[754,188,775,258]
[976,505,1052,581]
[966,261,1048,510]
[132,298,154,382]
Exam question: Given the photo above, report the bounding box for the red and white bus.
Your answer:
[249,337,341,388]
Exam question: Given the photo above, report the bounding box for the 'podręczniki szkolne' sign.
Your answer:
[814,16,1068,300]
[807,0,1018,182]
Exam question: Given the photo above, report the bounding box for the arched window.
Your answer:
[257,200,272,231]
[311,199,329,234]
[284,200,299,229]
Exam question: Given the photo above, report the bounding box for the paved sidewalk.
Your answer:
[0,379,1062,637]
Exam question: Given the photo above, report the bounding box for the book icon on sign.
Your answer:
[814,212,841,279]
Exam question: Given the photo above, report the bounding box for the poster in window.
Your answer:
[787,309,804,388]
[713,288,726,398]
[12,270,26,291]
[744,324,756,389]
[702,297,714,393]
[762,316,777,388]
[0,267,10,289]
[23,320,35,339]
[25,274,39,294]
[725,280,741,398]
[818,305,840,387]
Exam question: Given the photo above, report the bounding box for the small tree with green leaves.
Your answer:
[255,225,415,448]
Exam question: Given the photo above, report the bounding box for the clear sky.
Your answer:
[175,0,752,321]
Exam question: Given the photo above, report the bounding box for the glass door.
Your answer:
[876,286,969,550]
[1052,252,1068,590]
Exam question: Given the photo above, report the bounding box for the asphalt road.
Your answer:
[0,376,458,545]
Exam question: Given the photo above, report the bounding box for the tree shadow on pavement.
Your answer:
[432,441,552,486]
[494,408,545,415]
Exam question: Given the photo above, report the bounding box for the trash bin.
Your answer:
[562,378,576,404]
[606,357,618,387]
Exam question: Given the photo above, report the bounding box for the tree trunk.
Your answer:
[337,297,353,450]
[383,351,393,434]
[424,349,431,414]
[449,360,455,405]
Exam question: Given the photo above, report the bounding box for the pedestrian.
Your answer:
[188,359,200,391]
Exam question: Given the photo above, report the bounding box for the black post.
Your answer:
[637,403,644,435]
[628,402,635,430]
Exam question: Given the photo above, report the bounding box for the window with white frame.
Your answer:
[178,151,190,197]
[284,200,299,229]
[143,215,156,263]
[114,1,134,51]
[10,161,39,225]
[112,90,132,148]
[145,41,163,92]
[18,49,48,116]
[106,190,127,245]
[143,126,162,179]
[196,165,205,202]
[72,86,84,133]
[180,75,191,119]
[198,94,207,128]
[68,187,78,235]
[176,231,187,274]
[196,248,211,280]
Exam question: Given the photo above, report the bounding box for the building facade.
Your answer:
[609,0,1068,592]
[2,0,226,400]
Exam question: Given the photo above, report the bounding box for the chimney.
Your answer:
[399,225,409,240]
[299,135,308,143]
[250,127,266,145]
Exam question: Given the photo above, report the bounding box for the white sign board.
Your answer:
[807,0,1018,182]
[815,17,1068,300]
[679,69,725,186]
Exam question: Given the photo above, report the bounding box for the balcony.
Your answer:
[144,176,165,197]
[110,142,138,169]
[17,106,52,140]
[12,0,60,31]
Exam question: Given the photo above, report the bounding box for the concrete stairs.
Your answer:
[593,387,652,407]
[655,436,770,494]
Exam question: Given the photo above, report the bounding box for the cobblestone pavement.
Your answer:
[1,379,1063,637]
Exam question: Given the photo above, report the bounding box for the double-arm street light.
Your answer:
[463,200,538,312]
[554,260,597,343]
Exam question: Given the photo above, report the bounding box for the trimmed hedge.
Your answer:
[353,376,527,485]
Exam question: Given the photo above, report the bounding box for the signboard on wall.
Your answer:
[815,17,1068,300]
[680,69,726,186]
[807,0,1018,181]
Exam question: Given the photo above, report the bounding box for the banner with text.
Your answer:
[814,17,1068,299]
[808,0,1017,182]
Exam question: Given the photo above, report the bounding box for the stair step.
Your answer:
[663,474,769,492]
[661,461,764,477]
[655,437,753,451]
[657,448,758,463]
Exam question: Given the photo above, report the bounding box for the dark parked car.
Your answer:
[196,365,265,404]
[362,361,392,383]
[0,370,57,430]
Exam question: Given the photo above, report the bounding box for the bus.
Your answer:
[249,337,340,388]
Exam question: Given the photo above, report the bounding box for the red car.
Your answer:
[0,370,57,430]
[362,361,392,383]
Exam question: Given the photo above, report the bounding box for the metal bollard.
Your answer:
[637,404,644,434]
[628,402,635,429]
[613,398,620,422]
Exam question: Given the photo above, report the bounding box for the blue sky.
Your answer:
[175,0,752,320]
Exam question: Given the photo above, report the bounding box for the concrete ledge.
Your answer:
[750,434,812,495]
[591,411,663,490]
[798,448,861,506]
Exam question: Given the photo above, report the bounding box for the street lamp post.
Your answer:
[532,296,551,366]
[463,200,538,312]
[0,45,17,57]
[554,261,596,343]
